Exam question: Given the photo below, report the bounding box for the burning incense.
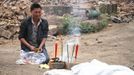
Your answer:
[71,44,75,63]
[61,38,63,61]
[59,33,63,61]
[54,42,58,58]
[67,44,69,63]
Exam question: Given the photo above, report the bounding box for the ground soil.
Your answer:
[0,20,134,75]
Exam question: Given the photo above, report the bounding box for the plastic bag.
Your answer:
[16,50,46,64]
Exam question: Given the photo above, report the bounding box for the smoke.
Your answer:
[61,16,81,63]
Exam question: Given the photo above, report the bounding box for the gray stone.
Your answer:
[18,15,24,20]
[0,29,12,39]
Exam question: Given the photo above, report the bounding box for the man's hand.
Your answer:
[20,38,35,51]
[29,45,35,51]
[38,47,42,52]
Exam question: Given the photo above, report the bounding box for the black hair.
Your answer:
[30,3,42,11]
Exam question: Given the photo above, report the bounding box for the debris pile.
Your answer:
[110,1,134,23]
[0,0,31,39]
[83,0,134,23]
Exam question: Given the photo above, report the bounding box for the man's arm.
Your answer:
[39,38,46,50]
[39,20,49,50]
[19,20,35,51]
[20,38,35,51]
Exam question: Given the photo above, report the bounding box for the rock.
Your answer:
[18,15,24,20]
[96,38,103,43]
[0,30,12,39]
[108,24,112,27]
[10,33,19,40]
[13,7,21,14]
[0,24,19,39]
[97,41,102,43]
[5,25,19,34]
[114,44,118,47]
[11,6,17,10]
[84,42,89,46]
[0,21,7,25]
[20,6,27,10]
[0,40,7,45]
[111,16,122,23]
[3,4,8,8]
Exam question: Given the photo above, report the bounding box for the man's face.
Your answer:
[31,8,42,19]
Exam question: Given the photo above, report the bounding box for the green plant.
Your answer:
[61,15,108,34]
[80,22,96,33]
[61,15,78,35]
[62,15,70,34]
[97,19,108,31]
[80,19,108,33]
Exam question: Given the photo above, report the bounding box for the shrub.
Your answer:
[80,22,96,33]
[96,19,108,31]
[80,19,108,33]
[60,15,108,35]
[61,15,80,35]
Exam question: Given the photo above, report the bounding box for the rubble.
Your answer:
[0,0,32,39]
[71,0,134,23]
[108,1,134,23]
[114,1,134,23]
[90,0,134,23]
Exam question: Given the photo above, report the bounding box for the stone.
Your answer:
[20,6,27,10]
[18,15,24,20]
[108,24,113,27]
[0,30,12,39]
[0,21,7,25]
[11,6,17,10]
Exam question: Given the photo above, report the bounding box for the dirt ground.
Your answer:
[0,20,134,75]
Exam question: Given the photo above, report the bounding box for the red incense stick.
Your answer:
[55,42,58,58]
[74,44,79,63]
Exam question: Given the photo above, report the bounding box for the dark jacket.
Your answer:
[19,17,49,52]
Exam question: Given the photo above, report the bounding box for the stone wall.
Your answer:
[43,5,72,16]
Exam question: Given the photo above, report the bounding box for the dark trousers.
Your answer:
[41,48,50,64]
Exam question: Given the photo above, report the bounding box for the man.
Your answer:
[19,3,49,64]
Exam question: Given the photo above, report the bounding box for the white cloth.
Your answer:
[43,69,74,75]
[71,59,134,75]
[43,59,134,75]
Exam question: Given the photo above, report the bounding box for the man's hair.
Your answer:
[30,3,42,11]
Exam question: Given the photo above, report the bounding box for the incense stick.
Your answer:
[71,44,75,63]
[67,44,69,63]
[61,38,63,61]
[55,42,58,58]
[74,44,79,63]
